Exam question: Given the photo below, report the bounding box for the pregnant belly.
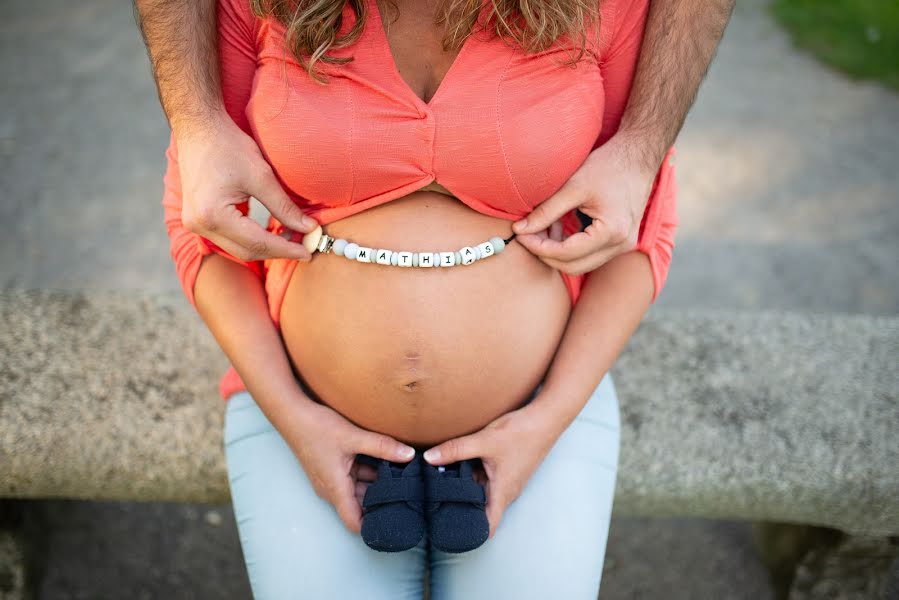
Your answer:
[279,191,572,447]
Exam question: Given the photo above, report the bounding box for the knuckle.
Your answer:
[246,238,269,258]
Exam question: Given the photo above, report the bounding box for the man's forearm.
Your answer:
[618,0,736,173]
[133,0,223,135]
[526,251,655,435]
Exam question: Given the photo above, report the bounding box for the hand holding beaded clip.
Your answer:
[300,225,516,267]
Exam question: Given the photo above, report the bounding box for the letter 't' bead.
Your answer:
[397,252,413,267]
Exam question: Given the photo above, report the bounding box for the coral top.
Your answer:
[161,0,679,401]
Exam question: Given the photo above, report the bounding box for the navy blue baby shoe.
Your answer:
[423,458,490,553]
[358,452,426,552]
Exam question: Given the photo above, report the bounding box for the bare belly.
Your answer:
[279,191,572,447]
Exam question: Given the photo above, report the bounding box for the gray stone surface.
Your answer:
[3,290,897,537]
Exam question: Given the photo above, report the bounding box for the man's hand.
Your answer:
[177,111,319,262]
[511,134,660,276]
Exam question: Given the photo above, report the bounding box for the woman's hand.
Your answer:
[511,133,660,275]
[175,110,319,261]
[421,399,563,539]
[282,395,417,534]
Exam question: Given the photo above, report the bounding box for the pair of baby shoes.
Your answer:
[357,452,490,553]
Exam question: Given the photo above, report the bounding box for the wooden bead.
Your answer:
[302,225,323,254]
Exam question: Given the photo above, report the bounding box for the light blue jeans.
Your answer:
[223,371,621,599]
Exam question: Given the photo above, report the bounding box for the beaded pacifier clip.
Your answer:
[301,225,517,268]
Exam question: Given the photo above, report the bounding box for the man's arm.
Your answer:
[133,0,224,137]
[617,0,736,173]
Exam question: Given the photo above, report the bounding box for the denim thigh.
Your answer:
[223,391,428,600]
[428,371,621,600]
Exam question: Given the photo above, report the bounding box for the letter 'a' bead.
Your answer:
[489,236,505,253]
[397,252,413,267]
[440,252,455,267]
[477,241,495,259]
[375,249,392,265]
[459,246,477,265]
[418,252,434,267]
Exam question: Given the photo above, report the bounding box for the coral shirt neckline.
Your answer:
[367,0,483,113]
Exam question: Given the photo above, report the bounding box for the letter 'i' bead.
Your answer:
[440,252,455,267]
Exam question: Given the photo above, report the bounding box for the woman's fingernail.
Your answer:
[400,446,415,459]
[423,449,440,463]
[302,216,318,230]
[513,219,528,232]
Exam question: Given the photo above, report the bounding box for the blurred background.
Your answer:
[1,0,897,597]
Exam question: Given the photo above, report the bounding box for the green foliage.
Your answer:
[771,0,899,91]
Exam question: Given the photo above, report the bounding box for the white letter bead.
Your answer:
[460,246,477,265]
[375,249,392,265]
[418,252,434,267]
[344,242,359,260]
[477,241,495,259]
[397,252,413,267]
[440,252,455,267]
[355,246,373,262]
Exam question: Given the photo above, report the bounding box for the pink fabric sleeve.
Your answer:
[160,0,264,309]
[594,0,680,304]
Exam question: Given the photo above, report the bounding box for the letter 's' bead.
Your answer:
[454,251,462,265]
[332,238,348,256]
[375,249,392,265]
[440,252,455,267]
[477,241,495,260]
[459,246,477,265]
[390,252,399,266]
[489,236,505,253]
[344,242,359,260]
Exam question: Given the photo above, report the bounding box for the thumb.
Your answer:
[332,477,363,533]
[512,181,582,235]
[247,163,318,234]
[355,431,417,463]
[423,432,484,466]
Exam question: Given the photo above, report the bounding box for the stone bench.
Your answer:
[2,289,897,539]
